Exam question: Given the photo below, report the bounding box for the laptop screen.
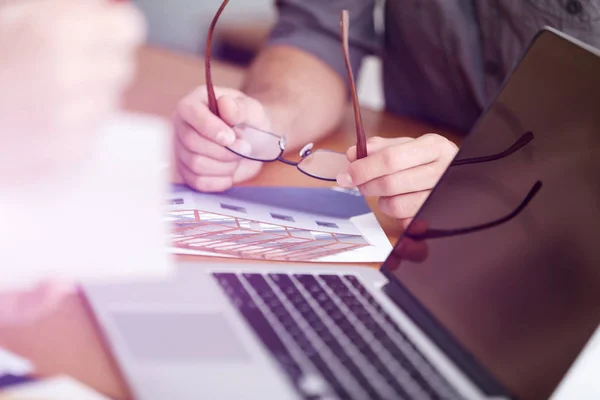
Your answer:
[381,29,600,400]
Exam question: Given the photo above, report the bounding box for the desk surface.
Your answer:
[0,46,459,399]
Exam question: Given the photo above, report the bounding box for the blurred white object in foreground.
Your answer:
[0,112,174,290]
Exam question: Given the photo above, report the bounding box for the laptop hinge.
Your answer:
[381,276,513,398]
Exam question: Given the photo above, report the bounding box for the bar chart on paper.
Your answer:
[165,185,392,263]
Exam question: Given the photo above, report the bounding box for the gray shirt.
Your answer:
[266,0,600,134]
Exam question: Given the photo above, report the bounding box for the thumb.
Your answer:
[218,94,244,125]
[347,136,414,162]
[218,95,269,131]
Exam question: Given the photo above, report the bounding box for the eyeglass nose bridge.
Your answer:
[277,142,315,167]
[278,140,315,159]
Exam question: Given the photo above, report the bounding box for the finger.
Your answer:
[175,116,241,162]
[377,190,431,219]
[398,218,414,230]
[343,134,454,187]
[176,98,236,147]
[232,159,263,183]
[175,137,239,177]
[358,161,444,196]
[176,158,233,192]
[218,95,269,129]
[346,136,413,162]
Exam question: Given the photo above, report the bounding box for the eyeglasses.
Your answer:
[204,2,536,192]
[204,3,367,181]
[404,131,541,241]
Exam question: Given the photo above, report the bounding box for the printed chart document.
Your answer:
[0,112,174,290]
[166,185,393,263]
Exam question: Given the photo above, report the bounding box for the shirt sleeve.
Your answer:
[265,0,379,88]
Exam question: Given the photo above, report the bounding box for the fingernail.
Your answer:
[336,172,353,187]
[216,130,235,146]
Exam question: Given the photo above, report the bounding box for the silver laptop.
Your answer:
[81,27,600,400]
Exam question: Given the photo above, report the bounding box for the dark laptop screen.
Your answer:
[381,30,600,400]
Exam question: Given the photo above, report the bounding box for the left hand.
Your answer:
[336,134,458,227]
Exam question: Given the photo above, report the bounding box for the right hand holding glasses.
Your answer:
[173,85,272,192]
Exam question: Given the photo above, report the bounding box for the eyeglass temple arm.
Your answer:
[341,10,367,159]
[406,180,542,240]
[451,131,534,166]
[205,0,230,118]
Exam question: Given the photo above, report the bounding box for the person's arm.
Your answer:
[243,0,379,150]
[241,45,347,150]
[173,0,378,192]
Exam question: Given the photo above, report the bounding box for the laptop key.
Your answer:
[270,273,383,400]
[320,275,439,397]
[243,273,352,400]
[336,275,463,400]
[296,275,412,400]
[212,274,303,387]
[344,276,387,310]
[343,276,407,335]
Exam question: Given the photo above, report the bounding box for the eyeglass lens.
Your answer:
[227,124,350,181]
[229,124,282,162]
[298,150,350,181]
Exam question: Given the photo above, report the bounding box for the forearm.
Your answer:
[241,45,348,150]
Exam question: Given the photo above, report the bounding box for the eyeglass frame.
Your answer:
[203,2,543,229]
[226,123,349,182]
[404,130,541,241]
[203,2,368,182]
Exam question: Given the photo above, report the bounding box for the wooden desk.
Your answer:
[0,46,458,400]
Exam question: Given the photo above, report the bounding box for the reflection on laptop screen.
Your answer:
[382,31,600,400]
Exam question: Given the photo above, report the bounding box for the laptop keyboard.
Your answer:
[214,272,463,400]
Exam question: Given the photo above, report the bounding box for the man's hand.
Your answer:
[0,0,145,179]
[337,134,459,226]
[173,85,272,192]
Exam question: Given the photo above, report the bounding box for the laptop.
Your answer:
[81,27,600,400]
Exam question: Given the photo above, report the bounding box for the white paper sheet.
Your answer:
[0,348,33,377]
[0,376,109,400]
[0,112,175,290]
